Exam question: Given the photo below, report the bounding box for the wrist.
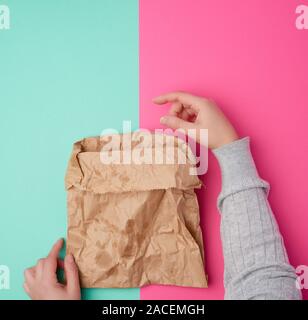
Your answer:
[212,129,239,149]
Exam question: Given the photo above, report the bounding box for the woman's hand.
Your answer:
[23,239,81,300]
[153,91,238,149]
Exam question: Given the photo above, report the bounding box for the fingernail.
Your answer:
[160,116,167,124]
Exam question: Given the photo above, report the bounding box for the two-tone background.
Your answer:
[1,0,307,300]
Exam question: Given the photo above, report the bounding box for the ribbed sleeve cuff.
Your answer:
[212,137,269,211]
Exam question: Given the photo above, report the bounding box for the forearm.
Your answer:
[213,137,301,300]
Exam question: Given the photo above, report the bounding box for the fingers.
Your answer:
[47,238,63,260]
[168,101,183,116]
[24,267,35,283]
[23,266,35,298]
[22,239,81,300]
[153,91,203,112]
[44,238,64,277]
[23,282,30,295]
[35,258,45,277]
[64,254,80,294]
[160,115,195,131]
[180,109,191,121]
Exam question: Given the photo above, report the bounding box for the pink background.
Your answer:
[139,0,308,300]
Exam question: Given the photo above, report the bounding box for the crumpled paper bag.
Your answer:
[65,132,207,288]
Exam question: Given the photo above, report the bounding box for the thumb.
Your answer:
[160,115,195,131]
[64,254,80,294]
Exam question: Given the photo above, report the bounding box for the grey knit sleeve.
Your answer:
[212,137,301,300]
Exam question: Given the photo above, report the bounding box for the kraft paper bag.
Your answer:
[65,132,208,288]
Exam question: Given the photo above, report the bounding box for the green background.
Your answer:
[0,0,139,300]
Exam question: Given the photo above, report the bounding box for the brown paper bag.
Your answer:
[65,132,207,288]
